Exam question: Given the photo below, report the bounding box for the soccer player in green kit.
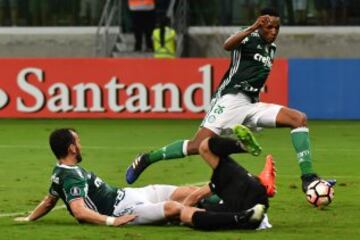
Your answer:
[126,8,335,194]
[14,128,271,230]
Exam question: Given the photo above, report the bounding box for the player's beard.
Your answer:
[75,147,82,163]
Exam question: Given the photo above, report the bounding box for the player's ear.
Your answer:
[68,144,77,154]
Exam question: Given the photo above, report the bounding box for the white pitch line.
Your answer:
[0,205,66,218]
[0,144,360,152]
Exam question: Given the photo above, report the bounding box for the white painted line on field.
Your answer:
[0,205,66,218]
[0,144,360,152]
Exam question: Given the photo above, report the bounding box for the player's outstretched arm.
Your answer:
[69,198,136,226]
[182,184,212,207]
[14,194,58,222]
[224,15,271,51]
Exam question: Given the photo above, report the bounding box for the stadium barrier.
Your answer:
[0,58,357,119]
[289,59,360,119]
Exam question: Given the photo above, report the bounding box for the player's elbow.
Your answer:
[43,195,58,209]
[71,208,87,221]
[223,41,233,51]
[69,199,88,221]
[164,201,183,219]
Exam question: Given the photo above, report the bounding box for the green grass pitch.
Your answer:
[0,119,360,240]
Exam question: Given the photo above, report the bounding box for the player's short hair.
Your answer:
[49,128,77,160]
[260,8,280,17]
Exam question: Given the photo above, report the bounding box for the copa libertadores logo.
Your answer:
[0,87,9,110]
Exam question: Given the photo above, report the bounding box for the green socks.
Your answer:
[291,127,314,175]
[147,140,188,164]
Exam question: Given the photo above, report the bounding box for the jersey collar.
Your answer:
[56,163,79,169]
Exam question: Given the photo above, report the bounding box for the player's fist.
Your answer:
[253,15,270,29]
[113,214,137,226]
[14,216,31,222]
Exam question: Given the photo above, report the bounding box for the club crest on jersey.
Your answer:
[70,186,81,196]
[207,115,216,123]
[253,53,272,68]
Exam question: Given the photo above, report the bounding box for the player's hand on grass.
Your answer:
[14,216,31,222]
[113,214,137,226]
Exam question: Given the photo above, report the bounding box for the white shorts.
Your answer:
[201,93,282,135]
[112,185,177,224]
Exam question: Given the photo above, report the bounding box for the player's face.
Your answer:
[70,131,83,163]
[259,16,280,43]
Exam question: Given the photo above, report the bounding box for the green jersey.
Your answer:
[215,30,276,102]
[49,164,122,217]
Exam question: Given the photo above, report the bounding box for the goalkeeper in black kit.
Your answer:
[180,125,276,230]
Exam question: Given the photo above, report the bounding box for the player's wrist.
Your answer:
[248,24,258,32]
[106,216,115,226]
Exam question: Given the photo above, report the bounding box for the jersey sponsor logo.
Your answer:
[70,186,81,197]
[0,88,9,110]
[253,53,272,68]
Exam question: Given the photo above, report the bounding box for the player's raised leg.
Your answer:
[125,127,216,184]
[233,124,262,156]
[199,126,262,170]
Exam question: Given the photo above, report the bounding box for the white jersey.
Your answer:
[112,184,177,224]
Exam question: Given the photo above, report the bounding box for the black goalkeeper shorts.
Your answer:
[208,156,269,212]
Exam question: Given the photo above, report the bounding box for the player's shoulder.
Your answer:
[250,30,260,38]
[53,164,86,181]
[270,42,277,49]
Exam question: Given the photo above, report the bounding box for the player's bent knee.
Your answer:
[198,138,210,156]
[295,111,308,127]
[164,201,183,219]
[180,207,198,225]
[286,109,308,128]
[300,112,308,125]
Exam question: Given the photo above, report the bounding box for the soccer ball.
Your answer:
[306,180,334,208]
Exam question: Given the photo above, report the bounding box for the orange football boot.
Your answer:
[258,154,277,197]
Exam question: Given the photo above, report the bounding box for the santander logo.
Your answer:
[0,88,9,110]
